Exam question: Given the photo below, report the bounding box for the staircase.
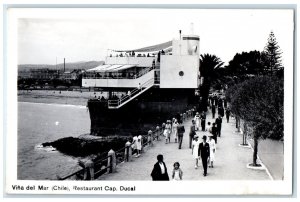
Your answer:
[108,78,155,109]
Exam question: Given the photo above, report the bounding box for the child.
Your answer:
[172,162,183,180]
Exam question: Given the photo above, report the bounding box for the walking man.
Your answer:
[215,115,222,137]
[225,107,231,123]
[189,120,196,148]
[151,154,169,181]
[212,104,216,119]
[177,121,185,149]
[198,135,210,176]
[200,111,206,131]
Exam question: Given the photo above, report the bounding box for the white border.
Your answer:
[4,6,295,196]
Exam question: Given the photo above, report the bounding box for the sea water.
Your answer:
[17,102,90,180]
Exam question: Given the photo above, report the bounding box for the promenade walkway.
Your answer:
[97,110,271,181]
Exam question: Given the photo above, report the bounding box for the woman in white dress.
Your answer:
[172,119,179,143]
[136,134,142,157]
[165,120,172,143]
[208,135,216,168]
[194,112,201,131]
[132,135,138,156]
[192,135,200,168]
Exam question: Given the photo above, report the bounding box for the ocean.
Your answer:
[17,102,90,180]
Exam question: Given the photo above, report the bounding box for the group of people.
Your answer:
[151,154,183,181]
[162,118,186,149]
[151,101,232,180]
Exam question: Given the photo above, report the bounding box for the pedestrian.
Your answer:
[156,125,160,141]
[212,104,216,119]
[148,130,153,146]
[127,90,131,98]
[225,107,231,123]
[138,83,141,92]
[189,120,196,148]
[224,99,228,108]
[165,120,172,143]
[215,115,223,137]
[206,122,212,133]
[151,154,169,181]
[136,134,142,157]
[131,135,138,156]
[183,113,187,121]
[177,121,185,149]
[200,111,206,131]
[211,123,218,144]
[162,122,166,132]
[194,112,201,131]
[218,106,224,118]
[172,162,183,180]
[192,135,200,168]
[208,135,216,168]
[172,119,179,143]
[198,135,210,176]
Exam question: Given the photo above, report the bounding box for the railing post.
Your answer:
[107,149,116,173]
[124,141,132,162]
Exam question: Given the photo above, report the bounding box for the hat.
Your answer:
[207,133,214,137]
[194,135,199,138]
[202,135,207,140]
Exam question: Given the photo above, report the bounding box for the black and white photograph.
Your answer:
[4,5,294,196]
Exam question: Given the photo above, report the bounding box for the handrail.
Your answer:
[59,107,195,180]
[108,77,154,108]
[60,155,112,180]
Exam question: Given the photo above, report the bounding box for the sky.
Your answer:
[17,9,294,66]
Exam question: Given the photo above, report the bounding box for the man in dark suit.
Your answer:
[177,121,185,149]
[151,154,169,181]
[198,135,210,176]
[215,115,223,137]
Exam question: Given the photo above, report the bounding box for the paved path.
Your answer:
[98,110,271,181]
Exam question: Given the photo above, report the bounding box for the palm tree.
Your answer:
[199,54,224,111]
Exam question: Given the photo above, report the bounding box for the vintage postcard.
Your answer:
[4,6,294,196]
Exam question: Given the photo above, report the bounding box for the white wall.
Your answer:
[105,56,155,67]
[82,70,154,88]
[160,55,199,88]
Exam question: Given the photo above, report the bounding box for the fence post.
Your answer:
[107,149,116,173]
[124,141,132,162]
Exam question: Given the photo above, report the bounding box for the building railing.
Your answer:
[108,77,154,108]
[59,107,196,180]
[82,67,154,80]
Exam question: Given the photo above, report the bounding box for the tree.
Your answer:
[227,76,283,166]
[199,54,224,111]
[225,50,265,76]
[263,31,283,74]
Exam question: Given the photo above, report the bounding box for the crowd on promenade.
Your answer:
[150,98,231,181]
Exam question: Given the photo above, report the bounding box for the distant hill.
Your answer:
[18,61,105,72]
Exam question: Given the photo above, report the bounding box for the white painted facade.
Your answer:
[160,55,199,88]
[160,34,200,88]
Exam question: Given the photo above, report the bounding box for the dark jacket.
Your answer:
[177,125,185,136]
[151,162,169,181]
[216,117,222,127]
[198,142,210,158]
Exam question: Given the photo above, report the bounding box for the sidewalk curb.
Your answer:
[246,139,274,181]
